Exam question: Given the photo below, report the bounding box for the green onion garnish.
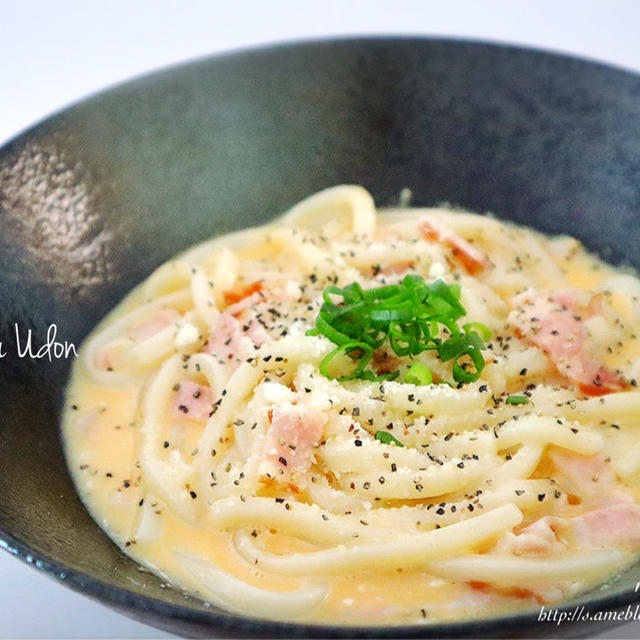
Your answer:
[403,362,433,386]
[462,322,492,342]
[310,275,487,384]
[437,332,486,383]
[318,340,374,382]
[375,431,404,447]
[506,395,529,405]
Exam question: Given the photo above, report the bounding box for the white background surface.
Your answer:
[2,1,640,637]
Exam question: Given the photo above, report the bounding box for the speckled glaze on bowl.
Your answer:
[1,38,640,639]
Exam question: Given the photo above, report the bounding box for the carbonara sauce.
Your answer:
[63,186,640,625]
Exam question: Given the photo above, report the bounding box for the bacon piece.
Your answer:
[224,291,263,316]
[467,579,547,605]
[510,290,627,396]
[571,502,640,549]
[549,450,616,494]
[223,281,263,306]
[549,450,636,513]
[578,367,627,397]
[505,587,546,605]
[262,406,327,474]
[379,261,415,276]
[546,450,640,548]
[171,381,213,421]
[497,517,565,556]
[206,300,271,367]
[419,220,490,275]
[468,580,489,591]
[497,452,640,556]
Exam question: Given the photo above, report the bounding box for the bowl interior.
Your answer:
[1,37,640,638]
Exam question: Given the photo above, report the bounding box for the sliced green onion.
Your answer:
[370,308,415,325]
[463,322,492,341]
[319,341,373,382]
[312,275,488,385]
[437,332,484,361]
[404,362,433,386]
[315,312,353,346]
[322,285,345,305]
[426,279,465,316]
[438,331,486,383]
[452,347,485,383]
[361,283,401,301]
[389,322,421,357]
[341,281,364,303]
[506,394,529,405]
[375,431,404,447]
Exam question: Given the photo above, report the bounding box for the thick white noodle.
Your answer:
[190,267,221,327]
[428,550,629,585]
[174,551,327,619]
[140,355,197,522]
[495,415,603,455]
[280,185,376,237]
[490,444,544,483]
[341,458,493,500]
[83,290,191,385]
[558,392,640,424]
[233,504,523,576]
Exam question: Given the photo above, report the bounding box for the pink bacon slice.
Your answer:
[205,289,271,368]
[511,290,627,396]
[572,501,640,548]
[263,406,327,474]
[420,219,490,275]
[499,517,566,556]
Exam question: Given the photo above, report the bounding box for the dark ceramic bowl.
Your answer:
[1,37,640,639]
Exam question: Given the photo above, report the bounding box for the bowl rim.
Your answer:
[2,31,640,151]
[2,523,640,638]
[2,34,640,638]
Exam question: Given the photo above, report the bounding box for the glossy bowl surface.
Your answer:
[2,37,640,638]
